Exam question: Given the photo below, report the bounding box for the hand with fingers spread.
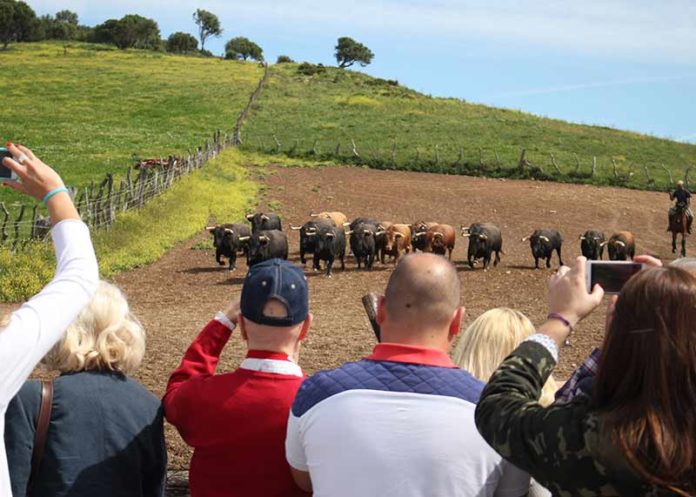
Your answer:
[541,256,604,347]
[2,142,79,222]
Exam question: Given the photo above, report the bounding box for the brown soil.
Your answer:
[2,165,684,469]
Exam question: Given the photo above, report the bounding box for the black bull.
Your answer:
[207,223,251,271]
[291,219,334,265]
[246,212,282,233]
[245,230,289,267]
[461,223,502,270]
[523,229,564,269]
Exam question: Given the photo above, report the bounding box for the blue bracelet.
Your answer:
[42,187,69,204]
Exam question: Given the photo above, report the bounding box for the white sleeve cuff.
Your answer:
[524,334,559,362]
[214,312,236,331]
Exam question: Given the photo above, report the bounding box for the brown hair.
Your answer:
[592,267,696,495]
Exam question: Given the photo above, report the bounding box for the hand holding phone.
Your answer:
[585,260,644,295]
[0,147,18,180]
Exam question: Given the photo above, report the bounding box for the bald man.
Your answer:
[285,253,530,497]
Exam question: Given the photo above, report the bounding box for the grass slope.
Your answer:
[242,64,696,187]
[0,42,262,203]
[0,148,258,300]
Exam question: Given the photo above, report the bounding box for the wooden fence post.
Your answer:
[611,159,619,179]
[12,205,25,251]
[137,169,147,209]
[457,146,464,165]
[518,149,527,171]
[495,150,501,168]
[29,205,38,239]
[684,166,692,188]
[591,157,597,178]
[273,135,281,153]
[660,164,674,185]
[391,142,397,164]
[434,145,440,164]
[351,139,359,158]
[0,203,9,243]
[550,154,561,174]
[574,154,581,173]
[106,173,115,226]
[311,139,318,156]
[479,148,484,167]
[335,142,341,156]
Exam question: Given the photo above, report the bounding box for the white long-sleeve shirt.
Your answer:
[0,219,98,497]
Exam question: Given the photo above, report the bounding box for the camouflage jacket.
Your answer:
[474,341,681,497]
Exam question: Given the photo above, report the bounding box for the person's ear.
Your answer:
[376,296,386,325]
[449,306,465,340]
[238,315,248,341]
[298,313,313,341]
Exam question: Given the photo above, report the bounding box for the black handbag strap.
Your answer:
[27,380,53,497]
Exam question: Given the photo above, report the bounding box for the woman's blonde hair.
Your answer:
[452,307,557,406]
[42,281,145,375]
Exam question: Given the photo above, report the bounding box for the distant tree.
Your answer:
[225,36,263,61]
[276,55,294,64]
[334,36,373,69]
[193,9,221,51]
[91,18,120,45]
[166,32,198,54]
[0,0,37,49]
[51,9,79,47]
[112,15,160,50]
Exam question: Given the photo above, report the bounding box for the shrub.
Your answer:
[276,55,294,64]
[297,62,325,76]
[166,32,198,54]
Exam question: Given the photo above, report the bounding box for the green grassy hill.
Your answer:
[0,42,262,199]
[242,64,696,188]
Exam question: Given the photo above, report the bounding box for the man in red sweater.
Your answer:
[164,258,312,497]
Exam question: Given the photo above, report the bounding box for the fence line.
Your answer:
[1,130,229,251]
[233,63,270,146]
[240,134,691,192]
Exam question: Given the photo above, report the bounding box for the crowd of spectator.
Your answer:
[1,145,695,497]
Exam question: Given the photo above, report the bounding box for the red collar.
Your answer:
[366,343,456,368]
[246,350,293,361]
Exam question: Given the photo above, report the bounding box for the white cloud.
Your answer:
[27,0,696,64]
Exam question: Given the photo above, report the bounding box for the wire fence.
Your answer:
[238,134,692,193]
[1,130,230,252]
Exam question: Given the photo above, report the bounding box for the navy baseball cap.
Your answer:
[241,258,309,326]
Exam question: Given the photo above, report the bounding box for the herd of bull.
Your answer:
[205,212,638,276]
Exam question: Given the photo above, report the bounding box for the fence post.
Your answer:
[660,164,674,185]
[684,166,692,188]
[574,154,581,173]
[273,135,281,153]
[591,157,597,178]
[518,149,527,172]
[351,139,359,158]
[311,139,318,156]
[495,150,501,168]
[0,203,9,243]
[12,205,25,251]
[29,205,38,239]
[479,148,484,167]
[611,159,619,179]
[434,145,440,164]
[137,169,147,209]
[106,173,115,226]
[457,146,464,165]
[550,154,561,174]
[391,142,397,165]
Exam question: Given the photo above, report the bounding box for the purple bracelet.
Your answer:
[547,312,574,331]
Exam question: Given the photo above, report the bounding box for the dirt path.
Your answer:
[3,164,684,469]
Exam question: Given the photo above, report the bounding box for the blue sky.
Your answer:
[27,0,696,143]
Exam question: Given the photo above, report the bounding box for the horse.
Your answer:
[668,201,688,257]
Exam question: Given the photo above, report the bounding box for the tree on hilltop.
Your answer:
[225,36,263,61]
[166,32,198,54]
[193,9,221,51]
[335,36,373,69]
[0,0,38,49]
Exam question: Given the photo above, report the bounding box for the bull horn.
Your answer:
[414,232,425,238]
[238,236,250,241]
[246,214,254,220]
[521,236,529,242]
[224,228,234,234]
[343,222,351,227]
[539,236,550,242]
[326,232,335,238]
[307,233,317,237]
[261,215,269,221]
[579,235,586,240]
[460,225,470,232]
[310,212,319,217]
[616,240,626,247]
[345,230,354,235]
[290,226,302,230]
[363,229,372,236]
[205,225,217,231]
[434,232,443,238]
[375,230,386,236]
[479,234,488,240]
[259,235,269,242]
[600,241,608,247]
[461,233,471,237]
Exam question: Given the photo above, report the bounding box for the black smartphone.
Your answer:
[361,293,381,342]
[0,147,14,179]
[586,261,644,295]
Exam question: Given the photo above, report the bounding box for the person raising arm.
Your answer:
[0,143,99,496]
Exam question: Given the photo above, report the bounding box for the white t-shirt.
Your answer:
[286,344,530,497]
[0,220,98,496]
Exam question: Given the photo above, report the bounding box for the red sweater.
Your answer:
[163,319,308,497]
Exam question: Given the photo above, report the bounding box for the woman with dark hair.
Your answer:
[475,256,696,496]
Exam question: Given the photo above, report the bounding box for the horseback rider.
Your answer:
[669,180,693,234]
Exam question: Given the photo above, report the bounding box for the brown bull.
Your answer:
[382,224,412,263]
[424,224,456,260]
[602,231,636,260]
[310,211,350,228]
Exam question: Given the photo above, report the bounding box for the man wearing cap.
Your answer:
[669,180,693,233]
[164,258,312,497]
[285,253,530,497]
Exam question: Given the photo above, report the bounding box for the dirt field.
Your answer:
[2,164,686,469]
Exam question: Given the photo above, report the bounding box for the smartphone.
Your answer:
[361,293,381,342]
[586,261,644,294]
[0,147,17,180]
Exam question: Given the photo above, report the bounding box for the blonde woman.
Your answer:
[4,281,166,497]
[452,308,557,406]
